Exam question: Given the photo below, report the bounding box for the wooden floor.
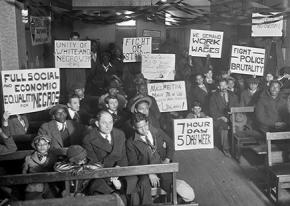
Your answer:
[175,149,273,206]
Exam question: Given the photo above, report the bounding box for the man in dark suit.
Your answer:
[209,78,239,156]
[82,110,135,205]
[126,112,174,205]
[189,73,210,113]
[38,104,85,149]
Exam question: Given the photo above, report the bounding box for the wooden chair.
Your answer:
[0,163,198,206]
[266,132,290,204]
[230,106,261,160]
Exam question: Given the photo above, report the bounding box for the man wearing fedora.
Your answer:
[82,110,136,205]
[255,80,289,134]
[38,104,86,149]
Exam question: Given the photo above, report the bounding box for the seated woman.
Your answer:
[22,135,58,200]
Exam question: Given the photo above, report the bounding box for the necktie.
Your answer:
[105,134,111,144]
[37,153,47,161]
[222,92,228,104]
[74,112,80,123]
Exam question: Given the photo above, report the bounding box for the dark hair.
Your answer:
[132,112,148,125]
[135,100,150,110]
[67,94,80,103]
[96,110,112,121]
[194,73,204,80]
[192,101,202,108]
[105,95,118,104]
[269,80,282,88]
[217,78,227,85]
[70,32,80,39]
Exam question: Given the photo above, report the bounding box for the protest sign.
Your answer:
[174,118,214,150]
[188,29,223,58]
[1,68,60,115]
[55,40,91,68]
[230,45,265,76]
[142,54,175,80]
[30,16,51,46]
[123,37,152,62]
[252,12,283,37]
[147,81,187,112]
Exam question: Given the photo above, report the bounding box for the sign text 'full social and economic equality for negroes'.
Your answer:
[1,68,60,115]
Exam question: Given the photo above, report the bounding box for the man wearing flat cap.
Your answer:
[240,77,261,106]
[255,80,289,134]
[38,104,86,149]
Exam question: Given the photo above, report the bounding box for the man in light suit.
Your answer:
[38,104,86,149]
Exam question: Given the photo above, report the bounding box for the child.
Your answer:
[54,145,103,197]
[186,101,208,119]
[22,135,58,200]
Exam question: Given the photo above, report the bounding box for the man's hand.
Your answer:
[218,116,228,123]
[149,174,160,188]
[162,158,170,164]
[3,111,10,122]
[275,122,287,129]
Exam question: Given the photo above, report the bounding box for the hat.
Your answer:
[31,135,51,149]
[269,79,283,88]
[129,95,152,113]
[176,179,195,202]
[49,104,67,116]
[67,145,87,164]
[246,77,259,85]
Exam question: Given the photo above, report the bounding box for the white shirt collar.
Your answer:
[100,132,112,144]
[68,108,76,119]
[56,121,67,131]
[140,131,154,145]
[102,63,112,71]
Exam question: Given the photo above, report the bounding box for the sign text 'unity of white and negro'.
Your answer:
[189,29,223,58]
[123,37,152,62]
[55,40,91,68]
[230,45,265,76]
[174,118,214,150]
[1,68,60,115]
[147,81,187,112]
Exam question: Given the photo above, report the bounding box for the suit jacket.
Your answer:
[189,84,210,111]
[126,125,174,167]
[240,89,261,107]
[209,91,239,120]
[82,128,127,168]
[38,120,85,149]
[2,115,29,136]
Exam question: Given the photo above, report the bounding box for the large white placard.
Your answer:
[2,68,60,115]
[230,45,265,76]
[123,37,152,62]
[147,81,187,112]
[252,12,283,37]
[30,16,51,46]
[188,29,223,58]
[174,118,214,150]
[142,54,175,80]
[55,40,91,68]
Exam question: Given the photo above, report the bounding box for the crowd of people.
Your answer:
[1,31,290,205]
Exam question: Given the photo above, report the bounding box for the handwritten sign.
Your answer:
[189,29,223,58]
[1,68,60,115]
[142,54,175,80]
[252,12,283,37]
[147,81,187,112]
[230,45,265,76]
[30,16,51,46]
[55,40,91,68]
[123,37,152,62]
[174,118,214,150]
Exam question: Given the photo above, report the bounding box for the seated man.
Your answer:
[82,110,135,205]
[67,94,91,125]
[209,78,239,156]
[255,80,288,134]
[127,113,194,205]
[38,104,86,149]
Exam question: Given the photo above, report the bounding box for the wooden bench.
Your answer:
[266,132,290,204]
[230,106,261,160]
[0,163,198,206]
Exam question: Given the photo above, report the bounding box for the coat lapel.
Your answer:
[91,129,112,153]
[49,120,63,147]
